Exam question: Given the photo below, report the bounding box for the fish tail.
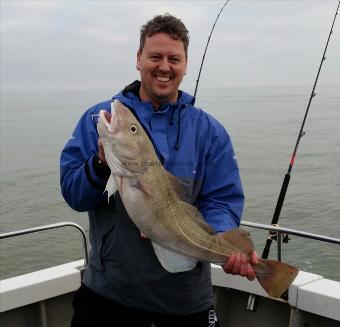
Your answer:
[217,228,255,255]
[254,259,299,298]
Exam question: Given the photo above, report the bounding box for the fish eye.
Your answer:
[129,124,138,135]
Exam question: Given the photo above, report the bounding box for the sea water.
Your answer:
[0,85,339,280]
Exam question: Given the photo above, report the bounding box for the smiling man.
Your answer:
[61,13,257,327]
[137,31,187,107]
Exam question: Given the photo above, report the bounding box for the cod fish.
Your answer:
[97,100,298,298]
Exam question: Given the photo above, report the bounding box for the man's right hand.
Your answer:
[98,140,108,166]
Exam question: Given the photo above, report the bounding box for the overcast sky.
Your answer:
[1,0,340,92]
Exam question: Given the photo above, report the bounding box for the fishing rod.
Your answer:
[194,0,230,98]
[261,0,340,261]
[246,1,340,312]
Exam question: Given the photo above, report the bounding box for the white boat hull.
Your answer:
[1,260,340,326]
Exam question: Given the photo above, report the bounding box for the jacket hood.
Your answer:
[111,80,195,152]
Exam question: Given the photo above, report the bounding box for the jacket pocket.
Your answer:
[88,201,116,271]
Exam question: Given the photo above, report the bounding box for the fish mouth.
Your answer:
[109,102,120,133]
[98,101,139,178]
[102,110,112,125]
[98,102,120,134]
[98,109,112,131]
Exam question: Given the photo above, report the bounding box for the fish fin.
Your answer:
[254,259,299,298]
[180,201,215,235]
[165,171,186,201]
[105,174,118,201]
[152,242,197,273]
[217,229,254,255]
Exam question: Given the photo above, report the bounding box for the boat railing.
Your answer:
[241,220,340,262]
[1,220,339,273]
[0,222,88,271]
[241,220,340,311]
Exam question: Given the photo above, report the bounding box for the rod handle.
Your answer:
[261,173,291,259]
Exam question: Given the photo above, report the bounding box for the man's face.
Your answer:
[136,32,187,108]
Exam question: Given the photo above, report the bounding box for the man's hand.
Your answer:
[222,251,258,281]
[98,140,108,166]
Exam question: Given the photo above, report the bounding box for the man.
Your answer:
[61,13,257,327]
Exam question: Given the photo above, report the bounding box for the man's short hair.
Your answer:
[139,13,189,58]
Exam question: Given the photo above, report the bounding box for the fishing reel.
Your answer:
[267,224,290,244]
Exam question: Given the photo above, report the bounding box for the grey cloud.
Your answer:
[1,1,339,91]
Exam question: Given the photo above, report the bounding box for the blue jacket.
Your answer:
[61,82,244,232]
[60,81,244,314]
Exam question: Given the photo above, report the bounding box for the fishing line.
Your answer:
[262,0,340,260]
[194,0,231,98]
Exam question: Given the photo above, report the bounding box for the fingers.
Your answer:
[239,254,248,277]
[246,263,256,281]
[97,140,108,165]
[223,252,257,281]
[245,251,258,281]
[231,253,242,274]
[224,253,247,276]
[251,250,259,265]
[223,254,236,273]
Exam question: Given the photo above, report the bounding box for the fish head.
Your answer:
[97,100,152,176]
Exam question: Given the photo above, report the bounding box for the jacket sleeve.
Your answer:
[60,103,110,212]
[195,120,244,233]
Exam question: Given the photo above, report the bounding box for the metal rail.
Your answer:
[241,220,340,244]
[0,222,88,266]
[241,220,340,262]
[1,220,338,266]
